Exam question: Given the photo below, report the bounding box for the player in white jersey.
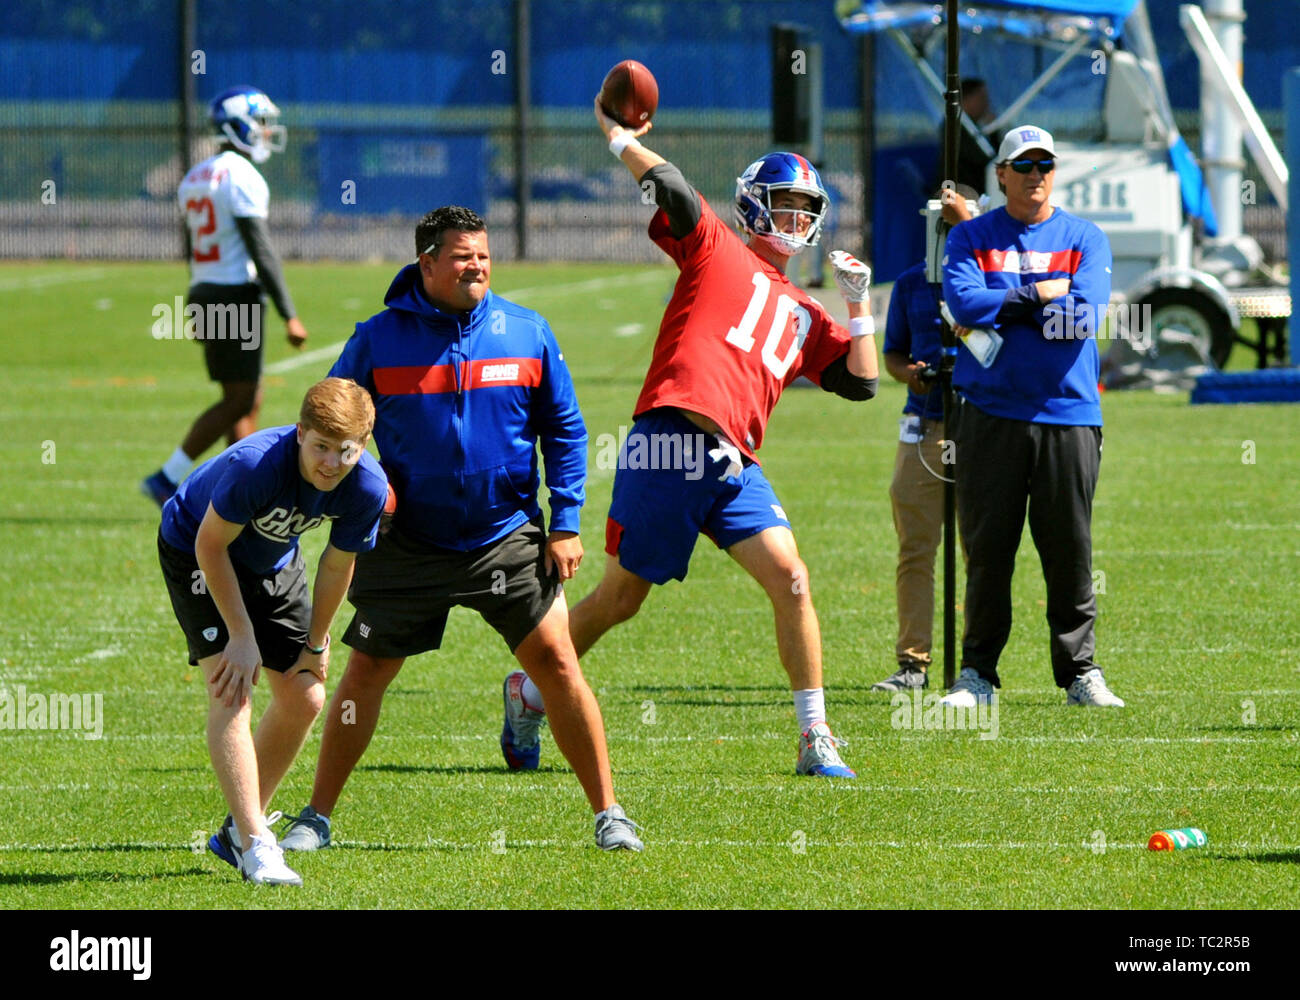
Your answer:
[142,85,310,507]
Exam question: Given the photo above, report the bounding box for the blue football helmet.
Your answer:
[734,152,830,257]
[210,86,286,164]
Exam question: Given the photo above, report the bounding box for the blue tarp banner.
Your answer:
[317,133,488,215]
[1167,135,1218,237]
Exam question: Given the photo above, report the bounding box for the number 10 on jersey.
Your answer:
[725,272,810,380]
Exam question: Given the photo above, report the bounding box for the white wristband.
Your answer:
[848,315,875,338]
[609,132,641,158]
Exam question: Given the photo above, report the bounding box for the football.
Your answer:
[598,59,658,129]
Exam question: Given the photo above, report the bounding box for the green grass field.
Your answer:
[1,259,1298,910]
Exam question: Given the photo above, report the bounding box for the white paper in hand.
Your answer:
[939,300,1003,369]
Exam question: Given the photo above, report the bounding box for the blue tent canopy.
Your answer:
[965,0,1138,17]
[843,1,1140,40]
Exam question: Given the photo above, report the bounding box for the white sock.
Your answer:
[161,447,193,485]
[793,688,826,733]
[520,674,545,714]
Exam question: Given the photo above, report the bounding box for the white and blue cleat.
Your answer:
[594,804,644,852]
[796,722,857,778]
[140,470,177,509]
[500,671,546,771]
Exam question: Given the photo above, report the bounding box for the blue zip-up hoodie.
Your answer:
[943,206,1111,426]
[329,263,586,551]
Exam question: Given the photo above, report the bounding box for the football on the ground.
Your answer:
[598,60,658,128]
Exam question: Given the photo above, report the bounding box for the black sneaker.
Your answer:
[871,665,929,691]
[207,814,242,869]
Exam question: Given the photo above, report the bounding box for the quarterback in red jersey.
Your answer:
[500,101,878,780]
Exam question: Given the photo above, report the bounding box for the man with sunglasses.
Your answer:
[940,125,1124,709]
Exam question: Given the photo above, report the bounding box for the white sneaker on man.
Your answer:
[1066,668,1125,707]
[239,832,303,886]
[940,667,996,708]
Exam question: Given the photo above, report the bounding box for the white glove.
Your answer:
[708,435,744,482]
[829,250,872,303]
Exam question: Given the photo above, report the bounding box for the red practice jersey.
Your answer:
[635,196,851,461]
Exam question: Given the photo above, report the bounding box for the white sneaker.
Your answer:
[239,832,303,886]
[1067,668,1125,707]
[940,667,996,708]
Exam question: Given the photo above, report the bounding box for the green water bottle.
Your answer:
[1147,827,1208,851]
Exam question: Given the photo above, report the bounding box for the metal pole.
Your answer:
[859,31,875,259]
[1287,68,1300,366]
[514,0,531,260]
[938,0,960,689]
[179,0,197,260]
[1202,0,1244,241]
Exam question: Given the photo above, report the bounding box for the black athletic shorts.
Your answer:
[188,281,265,384]
[157,530,310,671]
[342,516,561,657]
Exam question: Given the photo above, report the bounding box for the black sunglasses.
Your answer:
[1008,157,1055,175]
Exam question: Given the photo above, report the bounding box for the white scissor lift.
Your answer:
[841,0,1290,371]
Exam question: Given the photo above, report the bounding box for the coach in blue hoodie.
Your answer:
[279,206,643,853]
[940,126,1125,709]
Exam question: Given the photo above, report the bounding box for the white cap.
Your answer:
[997,125,1055,163]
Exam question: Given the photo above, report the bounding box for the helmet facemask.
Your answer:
[751,187,827,257]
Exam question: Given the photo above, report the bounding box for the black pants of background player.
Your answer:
[954,401,1102,689]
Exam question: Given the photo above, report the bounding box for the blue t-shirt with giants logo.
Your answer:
[160,425,387,574]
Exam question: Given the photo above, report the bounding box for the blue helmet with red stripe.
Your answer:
[734,152,830,257]
[210,85,286,164]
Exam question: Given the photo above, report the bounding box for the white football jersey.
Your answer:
[177,150,269,286]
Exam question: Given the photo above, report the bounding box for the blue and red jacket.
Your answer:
[329,264,586,551]
[943,206,1111,426]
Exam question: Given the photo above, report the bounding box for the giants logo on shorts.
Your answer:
[480,363,520,383]
[202,627,219,641]
[251,507,332,541]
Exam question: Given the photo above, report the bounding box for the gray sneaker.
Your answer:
[279,806,331,851]
[871,665,929,691]
[1067,668,1125,707]
[594,804,643,852]
[940,667,996,708]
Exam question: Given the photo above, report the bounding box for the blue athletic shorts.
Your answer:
[604,408,791,584]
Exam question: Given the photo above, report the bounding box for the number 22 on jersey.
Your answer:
[185,197,220,262]
[725,272,810,380]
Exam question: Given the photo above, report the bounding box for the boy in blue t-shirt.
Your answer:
[157,377,388,884]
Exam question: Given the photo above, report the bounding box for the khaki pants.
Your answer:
[889,419,946,667]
